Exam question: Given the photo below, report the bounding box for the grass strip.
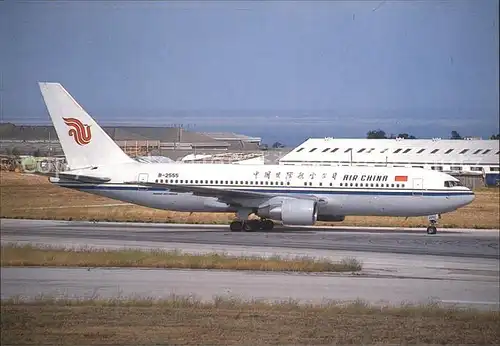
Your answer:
[0,244,362,272]
[2,295,499,345]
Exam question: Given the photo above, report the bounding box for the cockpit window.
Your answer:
[445,180,462,188]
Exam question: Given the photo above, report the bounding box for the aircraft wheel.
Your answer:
[261,219,274,231]
[244,220,261,232]
[230,221,243,232]
[426,225,437,235]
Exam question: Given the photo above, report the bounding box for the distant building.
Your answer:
[279,137,500,186]
[0,123,261,158]
[202,132,262,150]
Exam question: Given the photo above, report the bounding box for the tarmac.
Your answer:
[1,219,499,309]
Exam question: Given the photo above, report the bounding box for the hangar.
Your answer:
[279,137,500,186]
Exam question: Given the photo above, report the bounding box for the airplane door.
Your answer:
[138,173,149,190]
[412,178,423,196]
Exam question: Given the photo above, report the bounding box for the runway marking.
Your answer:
[13,203,132,210]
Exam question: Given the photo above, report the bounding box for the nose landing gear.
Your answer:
[426,214,440,235]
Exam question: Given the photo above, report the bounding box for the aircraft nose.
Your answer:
[463,188,475,205]
[469,189,476,202]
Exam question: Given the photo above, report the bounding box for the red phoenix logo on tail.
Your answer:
[63,117,92,145]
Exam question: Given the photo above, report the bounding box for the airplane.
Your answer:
[37,82,475,235]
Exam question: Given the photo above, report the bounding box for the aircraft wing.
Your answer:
[35,171,111,184]
[126,181,269,199]
[126,181,326,206]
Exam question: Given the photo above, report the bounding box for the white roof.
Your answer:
[203,132,262,142]
[134,156,174,163]
[280,138,500,165]
[180,154,212,161]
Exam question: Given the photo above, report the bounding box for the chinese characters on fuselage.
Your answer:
[252,171,338,180]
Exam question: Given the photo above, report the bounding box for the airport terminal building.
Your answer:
[279,138,500,187]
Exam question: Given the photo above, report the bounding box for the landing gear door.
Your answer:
[138,173,149,190]
[412,178,423,196]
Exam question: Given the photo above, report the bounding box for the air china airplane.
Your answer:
[38,82,475,235]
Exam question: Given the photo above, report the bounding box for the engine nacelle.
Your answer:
[257,199,318,226]
[317,215,345,222]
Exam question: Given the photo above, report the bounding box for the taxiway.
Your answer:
[1,219,499,309]
[1,218,498,258]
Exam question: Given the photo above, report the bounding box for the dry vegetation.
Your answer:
[0,244,362,272]
[2,295,499,345]
[1,171,499,228]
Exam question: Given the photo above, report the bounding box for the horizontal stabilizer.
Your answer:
[35,171,111,184]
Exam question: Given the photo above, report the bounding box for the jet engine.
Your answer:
[257,199,318,226]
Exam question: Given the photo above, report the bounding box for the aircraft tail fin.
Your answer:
[38,82,135,170]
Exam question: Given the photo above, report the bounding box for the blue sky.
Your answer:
[1,0,498,145]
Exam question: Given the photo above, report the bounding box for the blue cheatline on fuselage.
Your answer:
[56,183,475,197]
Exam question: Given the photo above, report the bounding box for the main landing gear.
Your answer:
[229,209,275,232]
[426,214,440,235]
[229,219,274,232]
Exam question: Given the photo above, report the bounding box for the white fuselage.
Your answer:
[51,162,475,218]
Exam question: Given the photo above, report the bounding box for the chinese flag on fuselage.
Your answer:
[395,175,408,182]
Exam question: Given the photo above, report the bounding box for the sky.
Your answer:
[1,0,498,145]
